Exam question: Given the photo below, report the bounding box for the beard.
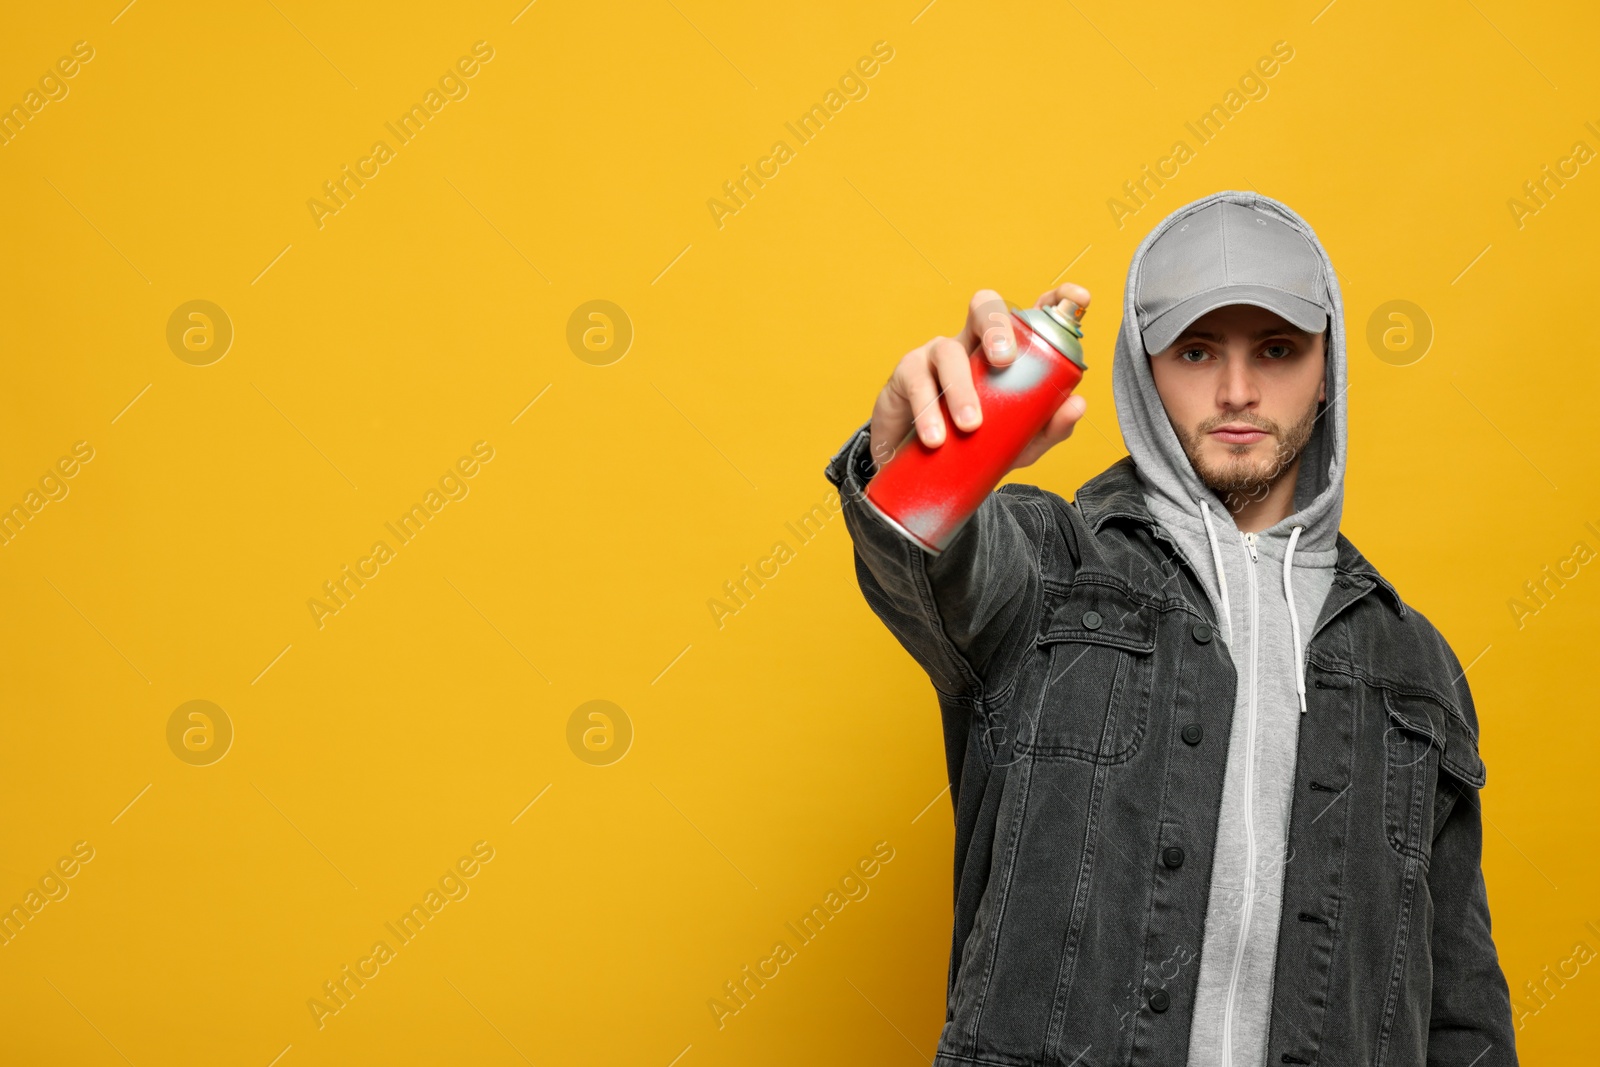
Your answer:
[1172,399,1321,509]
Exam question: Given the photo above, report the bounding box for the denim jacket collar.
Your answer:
[1073,456,1407,618]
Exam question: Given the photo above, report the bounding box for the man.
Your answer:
[823,191,1516,1066]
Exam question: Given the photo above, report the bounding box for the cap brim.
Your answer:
[1142,284,1329,356]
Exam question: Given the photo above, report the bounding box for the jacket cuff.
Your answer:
[824,418,939,558]
[824,418,879,498]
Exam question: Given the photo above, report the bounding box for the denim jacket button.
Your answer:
[1181,723,1203,745]
[1192,622,1212,644]
[1082,610,1103,630]
[1162,846,1185,869]
[1149,988,1170,1012]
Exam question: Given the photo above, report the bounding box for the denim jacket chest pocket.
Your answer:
[1381,689,1488,863]
[1019,580,1159,763]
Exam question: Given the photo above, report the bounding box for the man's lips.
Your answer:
[1208,425,1270,445]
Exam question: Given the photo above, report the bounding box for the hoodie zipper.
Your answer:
[1221,529,1260,1067]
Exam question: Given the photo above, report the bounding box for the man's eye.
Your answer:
[1262,343,1292,359]
[1178,348,1209,363]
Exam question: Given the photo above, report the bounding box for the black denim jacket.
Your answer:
[825,423,1517,1067]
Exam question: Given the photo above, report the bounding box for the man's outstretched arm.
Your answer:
[826,421,1053,698]
[822,284,1090,700]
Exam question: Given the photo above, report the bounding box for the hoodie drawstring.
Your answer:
[1201,501,1309,715]
[1199,500,1233,646]
[1284,524,1307,714]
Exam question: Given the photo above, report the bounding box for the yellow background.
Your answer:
[2,1,1596,1063]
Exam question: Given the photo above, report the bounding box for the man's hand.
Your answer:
[867,283,1092,476]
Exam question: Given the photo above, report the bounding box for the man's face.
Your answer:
[1148,303,1327,507]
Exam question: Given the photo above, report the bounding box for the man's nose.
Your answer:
[1216,351,1260,410]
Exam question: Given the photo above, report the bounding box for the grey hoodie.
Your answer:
[1110,190,1348,1067]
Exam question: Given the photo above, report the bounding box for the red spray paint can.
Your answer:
[863,299,1087,554]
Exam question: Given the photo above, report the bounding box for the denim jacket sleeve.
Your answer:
[822,419,1050,700]
[1426,646,1519,1066]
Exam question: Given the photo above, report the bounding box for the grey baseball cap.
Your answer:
[1136,200,1331,356]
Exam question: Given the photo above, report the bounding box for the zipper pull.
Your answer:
[1243,531,1259,562]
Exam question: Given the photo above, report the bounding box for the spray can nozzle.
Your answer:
[1046,299,1085,327]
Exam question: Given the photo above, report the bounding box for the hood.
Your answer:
[1109,190,1348,559]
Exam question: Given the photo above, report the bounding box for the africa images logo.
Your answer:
[705,41,895,230]
[306,442,494,630]
[306,41,496,230]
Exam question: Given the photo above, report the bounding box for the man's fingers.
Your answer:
[1033,281,1093,314]
[901,345,953,447]
[929,337,981,432]
[963,288,1018,367]
[870,344,926,463]
[870,285,1090,471]
[1039,392,1088,445]
[1010,394,1087,472]
[867,410,905,471]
